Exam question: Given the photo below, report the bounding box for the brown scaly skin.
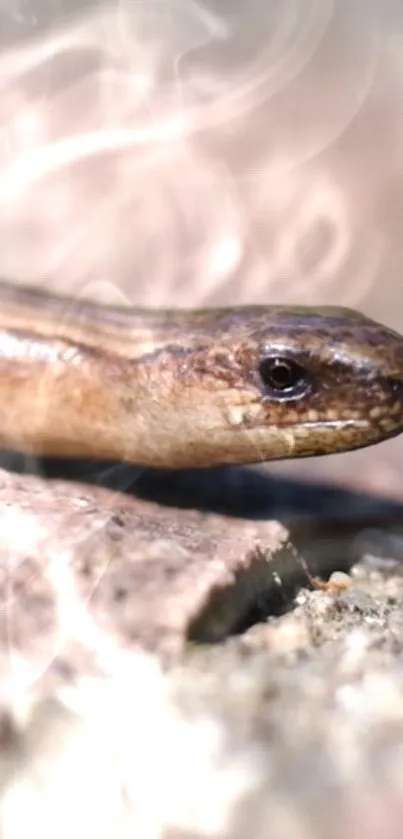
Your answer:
[0,280,402,468]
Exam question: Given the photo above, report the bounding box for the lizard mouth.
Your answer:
[289,419,370,429]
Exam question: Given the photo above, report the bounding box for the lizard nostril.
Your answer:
[385,377,403,396]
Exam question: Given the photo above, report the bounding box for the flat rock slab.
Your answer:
[1,466,399,676]
[0,467,312,674]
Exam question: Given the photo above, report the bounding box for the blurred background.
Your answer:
[0,0,403,501]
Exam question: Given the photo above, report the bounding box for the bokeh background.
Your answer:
[0,0,403,500]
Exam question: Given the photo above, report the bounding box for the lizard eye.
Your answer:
[258,354,311,400]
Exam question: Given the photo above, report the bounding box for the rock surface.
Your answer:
[1,467,403,838]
